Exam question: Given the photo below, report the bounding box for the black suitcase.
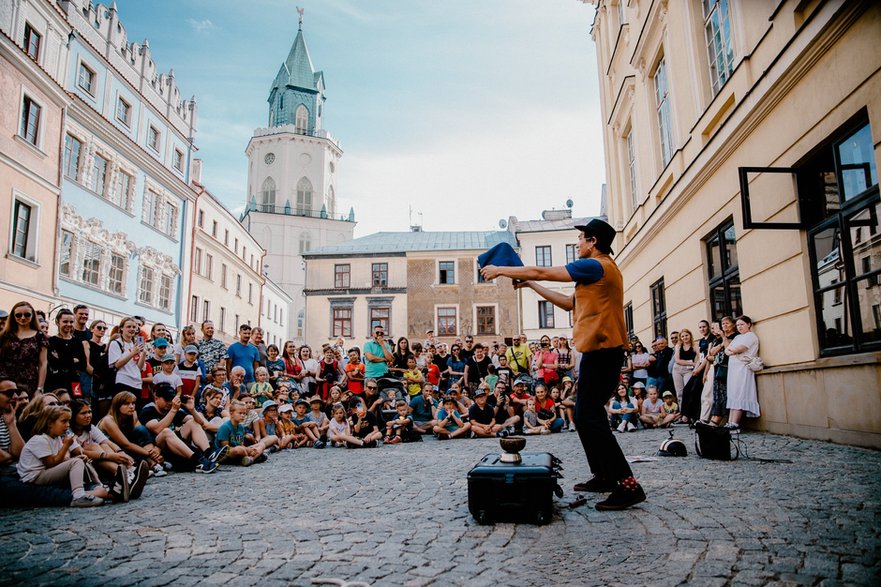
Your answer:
[467,452,563,525]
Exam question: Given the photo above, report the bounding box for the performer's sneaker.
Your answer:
[573,477,617,493]
[595,480,646,511]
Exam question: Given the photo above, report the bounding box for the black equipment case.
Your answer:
[467,452,563,525]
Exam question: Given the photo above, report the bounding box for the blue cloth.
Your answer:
[227,342,260,383]
[363,340,392,379]
[409,395,436,422]
[215,419,245,449]
[565,258,604,284]
[477,242,523,269]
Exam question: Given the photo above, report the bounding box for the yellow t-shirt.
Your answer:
[403,369,423,397]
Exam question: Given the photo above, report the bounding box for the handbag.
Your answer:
[694,421,739,461]
[738,354,764,372]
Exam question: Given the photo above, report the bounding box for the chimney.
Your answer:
[541,209,572,221]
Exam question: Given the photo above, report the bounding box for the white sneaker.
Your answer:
[616,422,626,433]
[626,422,637,432]
[151,463,167,478]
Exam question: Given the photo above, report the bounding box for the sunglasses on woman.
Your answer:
[15,312,32,319]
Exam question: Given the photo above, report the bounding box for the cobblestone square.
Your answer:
[2,429,879,586]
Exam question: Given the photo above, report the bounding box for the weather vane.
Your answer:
[297,6,305,29]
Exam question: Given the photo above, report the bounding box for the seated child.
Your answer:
[522,398,551,435]
[265,344,285,387]
[152,354,183,395]
[384,400,416,444]
[534,384,565,432]
[215,400,266,466]
[251,400,282,451]
[250,367,274,407]
[277,404,307,448]
[17,405,114,506]
[327,402,369,448]
[292,399,324,448]
[660,391,681,427]
[433,397,472,440]
[350,400,382,447]
[639,386,664,428]
[307,397,330,440]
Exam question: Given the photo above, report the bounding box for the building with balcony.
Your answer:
[0,0,70,312]
[241,16,355,339]
[590,0,880,447]
[303,230,519,348]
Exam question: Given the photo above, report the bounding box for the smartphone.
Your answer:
[135,335,145,345]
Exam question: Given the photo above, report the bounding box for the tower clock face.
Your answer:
[264,153,275,165]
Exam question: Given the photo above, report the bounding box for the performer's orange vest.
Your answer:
[572,254,627,354]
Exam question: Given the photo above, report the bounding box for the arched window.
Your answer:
[296,177,313,215]
[295,105,308,134]
[261,177,276,212]
[326,185,336,218]
[298,231,311,254]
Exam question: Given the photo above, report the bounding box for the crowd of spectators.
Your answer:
[0,300,761,508]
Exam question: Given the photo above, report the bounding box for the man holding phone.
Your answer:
[363,326,394,380]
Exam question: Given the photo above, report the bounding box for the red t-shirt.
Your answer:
[425,364,441,386]
[346,361,365,394]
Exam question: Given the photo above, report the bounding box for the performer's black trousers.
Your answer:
[575,347,634,481]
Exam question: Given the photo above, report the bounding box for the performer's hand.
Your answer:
[480,265,499,280]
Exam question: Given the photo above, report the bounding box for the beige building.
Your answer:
[0,2,70,312]
[303,231,519,348]
[511,207,606,342]
[591,0,880,447]
[190,168,266,344]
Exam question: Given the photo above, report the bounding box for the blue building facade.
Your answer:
[55,0,197,332]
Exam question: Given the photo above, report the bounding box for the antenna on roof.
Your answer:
[566,198,574,209]
[498,219,508,229]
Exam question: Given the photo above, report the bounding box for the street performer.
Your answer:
[481,218,646,510]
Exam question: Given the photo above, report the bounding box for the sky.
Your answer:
[114,0,603,237]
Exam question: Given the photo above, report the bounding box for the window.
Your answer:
[158,275,172,311]
[221,264,228,289]
[372,263,388,287]
[205,254,213,280]
[207,301,213,324]
[20,96,40,146]
[194,247,202,275]
[142,189,158,226]
[63,134,82,180]
[116,97,131,126]
[173,149,184,172]
[437,307,457,336]
[627,129,638,209]
[703,0,735,95]
[538,301,555,329]
[476,306,496,336]
[261,177,276,212]
[295,105,308,134]
[236,274,242,297]
[138,266,154,305]
[80,241,101,286]
[148,125,160,152]
[108,254,125,294]
[334,264,351,288]
[59,230,73,276]
[439,261,455,284]
[24,23,41,60]
[77,62,95,95]
[624,302,634,340]
[197,210,204,227]
[248,283,253,305]
[234,238,239,254]
[535,245,552,267]
[11,199,34,261]
[91,154,108,196]
[297,177,313,215]
[224,229,229,246]
[113,171,133,210]
[565,244,578,264]
[650,278,667,339]
[190,296,199,322]
[654,58,674,166]
[143,189,179,237]
[332,307,352,338]
[369,306,390,333]
[161,201,178,236]
[211,220,218,237]
[299,231,311,254]
[705,219,741,320]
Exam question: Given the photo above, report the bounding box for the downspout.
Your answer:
[52,104,69,304]
[187,183,202,326]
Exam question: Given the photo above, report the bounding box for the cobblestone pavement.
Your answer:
[1,428,879,586]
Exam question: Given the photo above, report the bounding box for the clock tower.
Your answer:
[242,14,355,340]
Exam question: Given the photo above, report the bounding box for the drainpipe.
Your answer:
[52,105,69,304]
[187,183,202,326]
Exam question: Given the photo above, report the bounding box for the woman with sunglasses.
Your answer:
[0,301,48,398]
[83,320,111,418]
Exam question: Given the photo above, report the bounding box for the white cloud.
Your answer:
[186,18,216,33]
